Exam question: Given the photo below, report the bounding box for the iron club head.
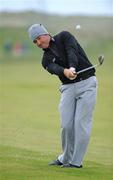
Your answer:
[76,54,104,75]
[98,55,104,65]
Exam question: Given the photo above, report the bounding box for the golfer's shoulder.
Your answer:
[54,31,73,40]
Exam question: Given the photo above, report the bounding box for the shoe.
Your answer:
[49,159,63,166]
[61,163,83,168]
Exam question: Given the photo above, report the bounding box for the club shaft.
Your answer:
[77,64,99,75]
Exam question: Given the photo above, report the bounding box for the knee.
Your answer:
[61,122,72,131]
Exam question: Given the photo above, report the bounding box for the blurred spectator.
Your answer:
[3,39,13,54]
[22,41,29,54]
[3,40,30,57]
[13,42,23,56]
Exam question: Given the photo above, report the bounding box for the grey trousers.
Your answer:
[58,76,98,166]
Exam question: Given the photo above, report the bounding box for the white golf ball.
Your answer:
[76,24,81,30]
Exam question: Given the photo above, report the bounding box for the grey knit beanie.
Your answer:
[28,24,49,41]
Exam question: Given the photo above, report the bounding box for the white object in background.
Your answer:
[76,24,81,30]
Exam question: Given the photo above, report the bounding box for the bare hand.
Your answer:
[64,68,77,80]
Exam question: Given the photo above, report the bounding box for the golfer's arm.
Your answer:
[63,31,78,69]
[42,61,64,76]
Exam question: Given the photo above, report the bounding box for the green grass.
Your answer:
[0,146,112,180]
[0,58,113,179]
[0,21,113,179]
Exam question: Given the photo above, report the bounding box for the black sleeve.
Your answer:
[61,31,78,69]
[42,55,64,76]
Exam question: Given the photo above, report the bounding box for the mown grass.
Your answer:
[0,146,112,180]
[0,57,113,179]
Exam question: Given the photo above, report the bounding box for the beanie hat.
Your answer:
[28,24,49,41]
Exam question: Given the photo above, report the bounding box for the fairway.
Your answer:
[0,57,113,179]
[0,17,113,179]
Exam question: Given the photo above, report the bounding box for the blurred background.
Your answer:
[0,0,113,179]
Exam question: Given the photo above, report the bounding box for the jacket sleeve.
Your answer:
[61,31,78,70]
[42,55,64,76]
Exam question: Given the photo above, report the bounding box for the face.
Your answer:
[33,35,51,49]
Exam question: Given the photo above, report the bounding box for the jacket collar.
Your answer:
[43,37,55,51]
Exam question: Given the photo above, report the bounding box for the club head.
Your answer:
[98,55,104,65]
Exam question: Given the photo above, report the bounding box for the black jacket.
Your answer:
[42,31,95,84]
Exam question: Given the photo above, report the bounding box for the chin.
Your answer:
[45,44,49,48]
[43,45,49,49]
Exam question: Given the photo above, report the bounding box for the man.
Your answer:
[28,24,98,168]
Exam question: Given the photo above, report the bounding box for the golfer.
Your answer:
[28,24,98,168]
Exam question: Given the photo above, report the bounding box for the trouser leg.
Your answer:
[58,84,76,164]
[58,77,97,165]
[70,85,97,166]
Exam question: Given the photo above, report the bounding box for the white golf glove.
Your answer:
[69,67,76,80]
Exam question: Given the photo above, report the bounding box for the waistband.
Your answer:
[76,74,95,82]
[63,74,95,85]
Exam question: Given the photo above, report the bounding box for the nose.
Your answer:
[37,39,41,46]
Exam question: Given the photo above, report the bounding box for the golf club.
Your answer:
[76,55,104,75]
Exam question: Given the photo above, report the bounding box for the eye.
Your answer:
[38,36,42,40]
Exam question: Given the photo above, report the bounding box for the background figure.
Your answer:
[22,42,29,54]
[13,42,22,56]
[3,39,13,54]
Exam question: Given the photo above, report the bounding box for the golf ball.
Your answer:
[76,24,81,30]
